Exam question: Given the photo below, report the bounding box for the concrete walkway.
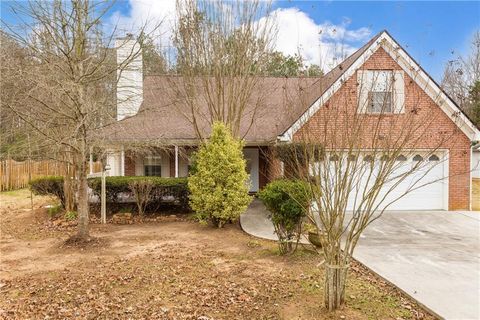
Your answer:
[240,200,480,320]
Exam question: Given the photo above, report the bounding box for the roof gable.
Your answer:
[279,31,480,142]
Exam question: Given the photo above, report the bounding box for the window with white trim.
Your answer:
[144,156,162,176]
[357,70,405,114]
[367,70,393,113]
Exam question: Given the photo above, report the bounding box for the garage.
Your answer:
[343,151,448,211]
[311,151,448,211]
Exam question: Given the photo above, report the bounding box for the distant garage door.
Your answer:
[345,151,447,211]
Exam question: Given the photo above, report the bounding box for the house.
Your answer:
[101,30,480,211]
[472,144,480,178]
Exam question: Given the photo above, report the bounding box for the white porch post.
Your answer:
[174,145,179,178]
[101,169,106,224]
[120,146,125,176]
[89,147,93,174]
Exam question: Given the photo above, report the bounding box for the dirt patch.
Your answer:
[62,234,109,249]
[0,190,434,319]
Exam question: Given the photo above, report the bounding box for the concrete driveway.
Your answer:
[352,210,479,320]
[240,201,480,320]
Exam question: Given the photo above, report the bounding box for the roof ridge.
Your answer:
[143,74,324,79]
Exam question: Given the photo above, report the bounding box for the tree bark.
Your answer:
[324,254,348,311]
[77,166,89,239]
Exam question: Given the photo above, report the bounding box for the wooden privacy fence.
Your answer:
[0,159,103,191]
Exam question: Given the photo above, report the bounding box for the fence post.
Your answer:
[7,159,11,190]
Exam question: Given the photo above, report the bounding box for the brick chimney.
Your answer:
[116,34,143,121]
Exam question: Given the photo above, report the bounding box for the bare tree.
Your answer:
[276,52,469,310]
[2,0,154,241]
[171,0,275,139]
[442,31,480,120]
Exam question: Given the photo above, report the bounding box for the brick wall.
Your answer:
[124,152,136,176]
[259,146,286,188]
[169,151,175,177]
[293,47,471,210]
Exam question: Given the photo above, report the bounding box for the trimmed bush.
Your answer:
[87,176,189,210]
[188,122,252,228]
[29,176,66,208]
[258,179,312,254]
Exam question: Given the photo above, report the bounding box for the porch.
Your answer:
[101,146,283,193]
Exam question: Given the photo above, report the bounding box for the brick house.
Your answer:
[102,31,479,211]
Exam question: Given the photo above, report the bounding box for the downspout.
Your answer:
[470,143,475,211]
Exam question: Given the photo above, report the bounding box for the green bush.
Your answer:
[87,176,189,210]
[29,176,66,208]
[64,210,77,221]
[188,122,252,228]
[258,179,312,254]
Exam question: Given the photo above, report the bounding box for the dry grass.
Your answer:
[472,179,480,211]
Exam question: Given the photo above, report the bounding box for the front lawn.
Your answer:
[0,190,432,319]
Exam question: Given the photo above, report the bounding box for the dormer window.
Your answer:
[357,70,405,114]
[366,70,393,113]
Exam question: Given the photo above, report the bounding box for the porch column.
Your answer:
[89,147,93,174]
[174,145,179,178]
[120,146,125,176]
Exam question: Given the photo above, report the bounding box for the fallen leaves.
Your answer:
[0,192,434,320]
[0,243,293,320]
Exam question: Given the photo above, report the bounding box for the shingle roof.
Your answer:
[101,31,384,145]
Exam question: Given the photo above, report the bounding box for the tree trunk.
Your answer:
[77,169,89,239]
[324,256,348,311]
[64,174,75,211]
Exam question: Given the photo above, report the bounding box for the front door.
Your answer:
[243,148,259,192]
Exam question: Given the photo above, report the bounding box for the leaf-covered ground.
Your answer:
[0,190,434,319]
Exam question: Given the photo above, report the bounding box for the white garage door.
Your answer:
[345,152,447,211]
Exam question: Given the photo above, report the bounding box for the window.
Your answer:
[329,154,339,161]
[395,155,407,161]
[145,165,161,176]
[413,154,423,162]
[144,156,162,176]
[428,154,440,161]
[363,155,374,162]
[357,70,404,114]
[367,70,393,113]
[368,91,393,113]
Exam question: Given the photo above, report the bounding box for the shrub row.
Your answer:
[29,176,189,210]
[87,176,189,208]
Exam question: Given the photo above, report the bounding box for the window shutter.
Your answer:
[393,71,405,113]
[357,70,370,113]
